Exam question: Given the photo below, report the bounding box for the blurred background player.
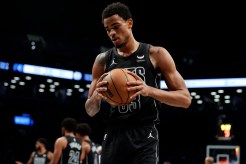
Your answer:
[15,137,53,164]
[76,123,102,164]
[50,117,82,164]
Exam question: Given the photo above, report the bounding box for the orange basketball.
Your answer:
[101,68,137,106]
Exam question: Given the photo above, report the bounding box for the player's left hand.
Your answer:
[126,71,151,99]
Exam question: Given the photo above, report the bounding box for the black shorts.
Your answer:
[100,124,159,164]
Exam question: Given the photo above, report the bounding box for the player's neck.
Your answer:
[65,132,75,137]
[38,147,46,154]
[117,39,139,57]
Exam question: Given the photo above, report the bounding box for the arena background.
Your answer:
[1,0,245,163]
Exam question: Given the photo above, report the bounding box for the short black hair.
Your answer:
[61,117,77,132]
[102,2,132,23]
[37,138,47,148]
[76,123,92,136]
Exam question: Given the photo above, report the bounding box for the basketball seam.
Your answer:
[109,70,123,104]
[103,68,134,106]
[121,69,130,104]
[101,78,120,104]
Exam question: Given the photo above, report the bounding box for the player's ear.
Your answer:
[127,18,133,28]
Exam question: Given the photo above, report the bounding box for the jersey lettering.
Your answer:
[116,67,144,114]
[68,150,80,164]
[33,157,46,164]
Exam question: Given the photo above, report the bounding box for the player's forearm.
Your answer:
[148,86,191,109]
[85,97,101,117]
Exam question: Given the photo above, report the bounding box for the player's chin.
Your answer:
[112,40,122,47]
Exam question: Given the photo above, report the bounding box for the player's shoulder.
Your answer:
[31,151,36,156]
[149,44,169,56]
[47,150,53,156]
[149,44,166,51]
[95,48,114,66]
[98,45,113,56]
[94,52,107,66]
[96,52,107,60]
[47,150,53,154]
[54,136,69,148]
[55,136,67,144]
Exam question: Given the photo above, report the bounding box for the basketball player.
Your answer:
[15,138,53,164]
[85,2,192,164]
[76,123,102,164]
[50,117,82,164]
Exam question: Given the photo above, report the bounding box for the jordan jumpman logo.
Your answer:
[148,130,155,139]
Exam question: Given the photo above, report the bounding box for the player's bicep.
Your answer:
[51,139,64,164]
[157,47,186,90]
[164,71,187,91]
[91,52,107,78]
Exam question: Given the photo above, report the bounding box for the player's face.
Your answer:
[35,141,42,151]
[103,14,132,48]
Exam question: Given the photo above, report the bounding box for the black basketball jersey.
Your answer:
[103,42,160,127]
[32,151,49,164]
[84,140,100,164]
[59,135,82,164]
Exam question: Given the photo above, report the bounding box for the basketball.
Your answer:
[101,68,137,106]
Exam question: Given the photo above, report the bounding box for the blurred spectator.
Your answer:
[15,137,53,164]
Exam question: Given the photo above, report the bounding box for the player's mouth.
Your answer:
[112,38,120,44]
